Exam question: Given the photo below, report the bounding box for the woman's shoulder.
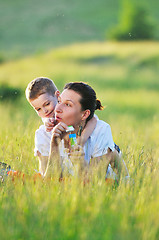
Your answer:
[92,119,111,136]
[87,119,114,158]
[89,119,113,144]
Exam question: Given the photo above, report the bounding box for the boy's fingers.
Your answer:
[49,118,56,126]
[50,118,55,123]
[46,127,53,132]
[45,122,50,127]
[46,122,54,127]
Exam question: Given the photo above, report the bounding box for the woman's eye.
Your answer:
[37,108,41,112]
[46,102,50,106]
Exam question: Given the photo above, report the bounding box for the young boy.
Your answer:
[25,77,97,176]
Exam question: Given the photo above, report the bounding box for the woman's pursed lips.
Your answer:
[55,115,62,121]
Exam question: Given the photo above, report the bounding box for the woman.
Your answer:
[45,82,127,178]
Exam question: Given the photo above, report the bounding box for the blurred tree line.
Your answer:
[108,0,156,41]
[0,84,22,101]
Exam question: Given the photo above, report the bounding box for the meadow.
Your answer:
[0,41,159,239]
[0,0,158,60]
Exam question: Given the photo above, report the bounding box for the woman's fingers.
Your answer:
[70,154,84,165]
[53,132,61,138]
[69,145,85,165]
[71,145,84,154]
[53,123,67,134]
[58,122,68,131]
[52,122,69,142]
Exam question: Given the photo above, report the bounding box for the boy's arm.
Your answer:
[79,116,97,146]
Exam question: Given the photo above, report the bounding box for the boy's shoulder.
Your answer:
[35,124,52,139]
[35,117,50,135]
[35,124,45,133]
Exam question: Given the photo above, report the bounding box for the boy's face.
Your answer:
[30,92,59,118]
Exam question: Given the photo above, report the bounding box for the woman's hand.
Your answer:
[69,145,85,166]
[51,122,68,147]
[45,122,68,178]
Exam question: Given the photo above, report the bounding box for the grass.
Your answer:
[0,41,159,239]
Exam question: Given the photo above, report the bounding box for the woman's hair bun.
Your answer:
[96,99,103,110]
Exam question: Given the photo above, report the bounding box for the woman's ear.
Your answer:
[55,90,60,98]
[81,109,90,121]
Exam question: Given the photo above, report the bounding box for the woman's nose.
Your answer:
[55,103,62,113]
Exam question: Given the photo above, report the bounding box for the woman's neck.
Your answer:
[74,120,86,136]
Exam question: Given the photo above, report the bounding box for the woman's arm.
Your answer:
[89,148,114,177]
[36,150,59,178]
[112,150,129,178]
[90,148,129,180]
[44,122,68,178]
[36,151,48,176]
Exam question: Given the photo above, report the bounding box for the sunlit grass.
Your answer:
[0,117,159,240]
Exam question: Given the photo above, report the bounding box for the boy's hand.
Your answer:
[44,118,56,132]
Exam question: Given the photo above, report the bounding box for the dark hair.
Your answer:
[64,82,103,122]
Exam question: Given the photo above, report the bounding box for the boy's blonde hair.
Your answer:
[25,77,57,101]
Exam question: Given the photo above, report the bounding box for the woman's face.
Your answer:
[55,89,84,127]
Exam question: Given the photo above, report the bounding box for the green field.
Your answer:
[0,0,159,60]
[0,41,159,239]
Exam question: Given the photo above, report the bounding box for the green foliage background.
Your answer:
[0,0,159,239]
[108,0,156,40]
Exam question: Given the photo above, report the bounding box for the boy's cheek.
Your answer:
[36,111,40,116]
[36,111,43,118]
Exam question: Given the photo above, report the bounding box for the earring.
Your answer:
[77,125,83,136]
